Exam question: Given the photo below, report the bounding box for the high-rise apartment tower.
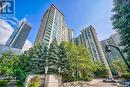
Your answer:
[75,25,112,77]
[6,19,31,49]
[35,4,73,47]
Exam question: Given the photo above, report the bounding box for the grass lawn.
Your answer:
[0,80,9,86]
[0,80,24,87]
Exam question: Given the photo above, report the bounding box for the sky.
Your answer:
[15,0,115,44]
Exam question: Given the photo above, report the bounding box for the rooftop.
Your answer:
[81,25,95,32]
[51,4,64,16]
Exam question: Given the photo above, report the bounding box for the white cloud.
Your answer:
[22,40,33,51]
[0,19,32,51]
[0,19,14,45]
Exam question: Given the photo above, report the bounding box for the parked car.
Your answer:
[103,78,117,83]
[124,79,130,86]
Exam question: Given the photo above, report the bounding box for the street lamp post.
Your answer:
[44,58,48,87]
[105,45,130,71]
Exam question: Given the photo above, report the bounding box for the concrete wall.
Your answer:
[44,74,62,87]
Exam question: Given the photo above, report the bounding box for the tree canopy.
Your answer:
[63,42,96,81]
[112,0,130,61]
[0,40,109,85]
[112,58,130,79]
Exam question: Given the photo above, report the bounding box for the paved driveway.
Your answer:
[87,78,117,87]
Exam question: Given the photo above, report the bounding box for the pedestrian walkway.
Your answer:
[6,80,16,87]
[87,78,117,87]
[61,78,117,87]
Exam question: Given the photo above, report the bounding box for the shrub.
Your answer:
[27,75,40,87]
[0,80,9,86]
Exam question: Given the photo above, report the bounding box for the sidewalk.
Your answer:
[6,80,16,87]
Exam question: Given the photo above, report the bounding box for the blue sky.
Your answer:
[15,0,115,44]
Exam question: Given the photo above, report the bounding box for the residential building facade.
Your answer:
[68,29,74,42]
[75,26,107,62]
[35,4,73,47]
[75,34,83,46]
[75,25,112,77]
[62,23,69,41]
[5,19,32,49]
[100,32,122,64]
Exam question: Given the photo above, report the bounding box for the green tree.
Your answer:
[76,45,96,80]
[0,51,19,79]
[94,61,109,78]
[63,42,96,81]
[14,54,31,86]
[47,39,59,74]
[111,0,130,61]
[28,43,48,74]
[58,42,70,74]
[112,58,127,76]
[112,58,130,79]
[0,51,28,86]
